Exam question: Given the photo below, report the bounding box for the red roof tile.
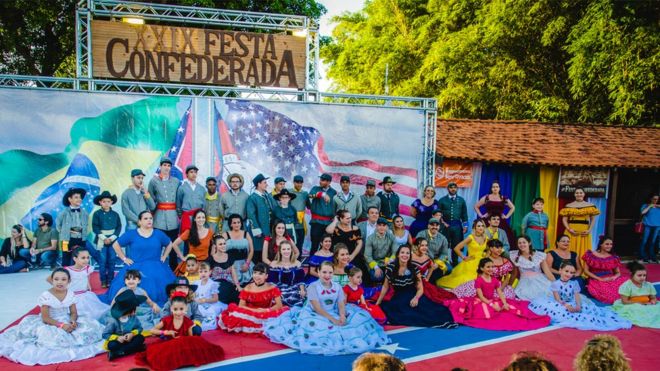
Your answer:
[436,119,660,168]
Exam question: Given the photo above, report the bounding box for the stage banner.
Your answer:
[0,88,424,234]
[558,168,609,198]
[434,159,473,188]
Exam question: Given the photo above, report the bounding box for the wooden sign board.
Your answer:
[91,20,306,88]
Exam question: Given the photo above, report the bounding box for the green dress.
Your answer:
[611,280,660,328]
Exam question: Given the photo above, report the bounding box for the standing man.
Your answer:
[204,176,224,233]
[308,173,337,255]
[438,182,468,260]
[121,169,155,230]
[289,175,308,251]
[56,188,96,267]
[333,175,362,224]
[271,176,287,197]
[358,206,380,240]
[92,191,122,288]
[221,173,249,231]
[176,164,206,232]
[358,180,381,223]
[247,173,274,263]
[148,157,181,270]
[29,213,58,269]
[377,176,400,223]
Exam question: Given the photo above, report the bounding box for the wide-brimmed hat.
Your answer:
[226,173,244,186]
[165,276,197,296]
[252,173,269,187]
[110,289,147,319]
[62,188,87,207]
[379,176,396,185]
[273,188,297,201]
[93,190,117,206]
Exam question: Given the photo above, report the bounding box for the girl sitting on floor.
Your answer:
[410,237,456,303]
[510,236,555,301]
[139,292,224,371]
[343,266,387,324]
[611,261,659,328]
[529,262,631,331]
[264,261,390,355]
[193,262,227,331]
[161,277,202,335]
[218,263,289,333]
[110,269,160,327]
[62,249,109,320]
[453,239,516,299]
[0,268,104,366]
[444,258,551,331]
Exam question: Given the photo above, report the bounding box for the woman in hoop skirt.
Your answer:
[475,180,516,246]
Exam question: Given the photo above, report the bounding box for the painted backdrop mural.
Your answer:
[0,88,425,236]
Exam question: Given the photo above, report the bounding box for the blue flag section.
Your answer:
[20,153,100,232]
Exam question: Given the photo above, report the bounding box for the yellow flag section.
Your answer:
[539,166,560,250]
[0,141,162,233]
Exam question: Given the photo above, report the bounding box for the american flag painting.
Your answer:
[214,100,421,219]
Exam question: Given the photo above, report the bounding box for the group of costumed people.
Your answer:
[0,160,657,368]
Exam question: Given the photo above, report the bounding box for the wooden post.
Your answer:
[607,168,618,238]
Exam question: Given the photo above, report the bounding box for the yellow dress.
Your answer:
[559,205,600,261]
[437,234,489,289]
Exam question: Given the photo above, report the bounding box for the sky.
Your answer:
[316,0,367,91]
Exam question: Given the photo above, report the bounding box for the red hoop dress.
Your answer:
[218,285,289,333]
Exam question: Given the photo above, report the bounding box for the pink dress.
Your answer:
[582,251,628,304]
[444,276,550,331]
[453,259,516,299]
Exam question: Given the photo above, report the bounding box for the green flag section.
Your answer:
[0,95,181,207]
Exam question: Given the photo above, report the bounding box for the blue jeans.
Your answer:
[20,248,57,268]
[99,244,116,283]
[0,259,27,274]
[640,225,659,260]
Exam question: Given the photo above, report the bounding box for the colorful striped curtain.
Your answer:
[477,163,514,216]
[539,166,560,248]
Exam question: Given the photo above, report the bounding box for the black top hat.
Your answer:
[165,276,198,297]
[273,188,297,201]
[62,188,87,207]
[110,289,147,319]
[93,190,117,206]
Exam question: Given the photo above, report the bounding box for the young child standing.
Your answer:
[111,269,161,327]
[521,198,550,251]
[92,191,122,288]
[611,262,659,328]
[103,290,146,360]
[183,254,201,282]
[343,266,386,324]
[65,249,109,320]
[161,277,203,335]
[0,268,104,365]
[529,262,631,331]
[444,258,551,331]
[193,262,227,331]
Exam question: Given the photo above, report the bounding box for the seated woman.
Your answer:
[304,233,334,284]
[218,263,289,334]
[510,236,555,301]
[375,245,457,328]
[529,262,631,331]
[162,210,213,276]
[437,219,488,289]
[268,240,306,307]
[444,258,550,331]
[546,234,586,291]
[453,239,516,299]
[611,262,660,328]
[102,211,176,306]
[208,235,244,304]
[332,243,354,287]
[223,214,254,285]
[263,261,389,355]
[410,237,456,303]
[0,224,31,274]
[582,236,628,304]
[262,220,297,266]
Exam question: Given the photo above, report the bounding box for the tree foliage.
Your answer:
[0,0,326,77]
[322,0,658,125]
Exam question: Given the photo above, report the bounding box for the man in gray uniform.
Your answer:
[247,173,274,263]
[416,217,452,273]
[121,169,156,230]
[289,175,308,250]
[358,180,380,223]
[204,176,224,233]
[364,217,397,282]
[333,175,363,224]
[221,172,249,231]
[176,164,206,232]
[148,157,181,270]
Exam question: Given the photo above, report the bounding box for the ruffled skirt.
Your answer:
[198,302,227,331]
[529,296,631,331]
[445,297,550,331]
[218,303,289,333]
[611,300,660,329]
[75,291,110,321]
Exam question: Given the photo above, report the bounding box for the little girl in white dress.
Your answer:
[64,249,109,320]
